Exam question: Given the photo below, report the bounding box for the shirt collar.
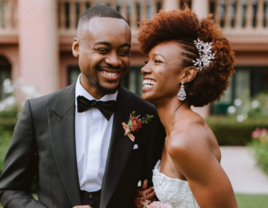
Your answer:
[75,74,118,106]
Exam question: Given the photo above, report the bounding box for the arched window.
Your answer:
[0,56,11,101]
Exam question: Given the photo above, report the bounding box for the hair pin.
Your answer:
[193,38,215,71]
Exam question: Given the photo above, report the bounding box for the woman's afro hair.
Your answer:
[138,7,235,107]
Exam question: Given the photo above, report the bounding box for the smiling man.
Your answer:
[0,5,165,208]
[73,14,131,98]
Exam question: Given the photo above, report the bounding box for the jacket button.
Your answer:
[88,194,93,199]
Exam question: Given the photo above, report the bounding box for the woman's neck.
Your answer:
[156,97,190,136]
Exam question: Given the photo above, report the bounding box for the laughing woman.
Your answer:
[138,7,238,208]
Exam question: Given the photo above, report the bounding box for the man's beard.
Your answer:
[95,81,120,95]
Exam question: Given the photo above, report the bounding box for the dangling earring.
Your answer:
[178,82,186,101]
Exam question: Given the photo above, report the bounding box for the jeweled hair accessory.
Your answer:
[193,38,215,71]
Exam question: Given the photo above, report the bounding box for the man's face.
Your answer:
[72,17,131,99]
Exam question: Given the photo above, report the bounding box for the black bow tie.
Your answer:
[77,95,116,121]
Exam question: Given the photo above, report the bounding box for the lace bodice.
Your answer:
[153,160,200,208]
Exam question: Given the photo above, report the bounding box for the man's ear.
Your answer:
[180,66,198,83]
[72,37,79,58]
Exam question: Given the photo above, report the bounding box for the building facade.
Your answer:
[0,0,268,117]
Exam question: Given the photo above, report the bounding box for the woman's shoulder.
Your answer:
[167,111,216,161]
[171,111,207,139]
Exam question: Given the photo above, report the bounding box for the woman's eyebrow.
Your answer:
[153,53,166,61]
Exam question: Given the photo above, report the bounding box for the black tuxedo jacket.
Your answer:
[0,84,165,208]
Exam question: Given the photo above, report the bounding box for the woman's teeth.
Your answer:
[101,71,119,77]
[143,80,156,86]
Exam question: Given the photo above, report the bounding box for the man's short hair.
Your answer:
[78,5,127,29]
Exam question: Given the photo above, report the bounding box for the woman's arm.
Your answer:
[168,127,238,208]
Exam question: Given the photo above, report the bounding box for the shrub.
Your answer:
[0,105,18,118]
[0,128,12,175]
[0,78,39,120]
[0,118,17,132]
[227,91,268,122]
[248,128,268,175]
[206,116,268,146]
[249,141,268,175]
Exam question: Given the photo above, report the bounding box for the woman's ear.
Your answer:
[72,37,80,58]
[180,66,198,83]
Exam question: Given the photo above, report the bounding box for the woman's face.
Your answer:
[141,41,185,104]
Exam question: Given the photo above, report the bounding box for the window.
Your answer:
[67,66,80,85]
[0,56,11,101]
[122,66,143,97]
[211,66,268,114]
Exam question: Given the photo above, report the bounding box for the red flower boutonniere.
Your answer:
[122,111,154,142]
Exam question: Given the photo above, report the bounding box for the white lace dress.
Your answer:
[153,160,200,208]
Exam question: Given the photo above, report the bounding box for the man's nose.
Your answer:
[105,51,121,67]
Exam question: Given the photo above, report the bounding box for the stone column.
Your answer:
[163,0,180,12]
[192,0,209,19]
[18,0,59,96]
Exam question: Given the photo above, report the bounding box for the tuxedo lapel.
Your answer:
[100,86,135,208]
[47,84,81,206]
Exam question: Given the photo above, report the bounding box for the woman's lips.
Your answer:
[142,79,156,92]
[142,85,154,92]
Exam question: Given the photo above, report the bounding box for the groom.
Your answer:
[0,5,165,208]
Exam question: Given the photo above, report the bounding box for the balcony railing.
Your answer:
[0,0,18,37]
[58,0,163,37]
[0,0,267,41]
[210,0,268,36]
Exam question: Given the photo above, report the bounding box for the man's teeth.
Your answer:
[101,71,119,77]
[143,80,156,86]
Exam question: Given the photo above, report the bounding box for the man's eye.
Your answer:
[97,48,109,53]
[119,50,130,56]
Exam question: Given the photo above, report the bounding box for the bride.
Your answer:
[136,7,238,208]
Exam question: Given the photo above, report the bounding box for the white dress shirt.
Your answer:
[75,74,118,192]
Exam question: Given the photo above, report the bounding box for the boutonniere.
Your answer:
[122,111,154,142]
